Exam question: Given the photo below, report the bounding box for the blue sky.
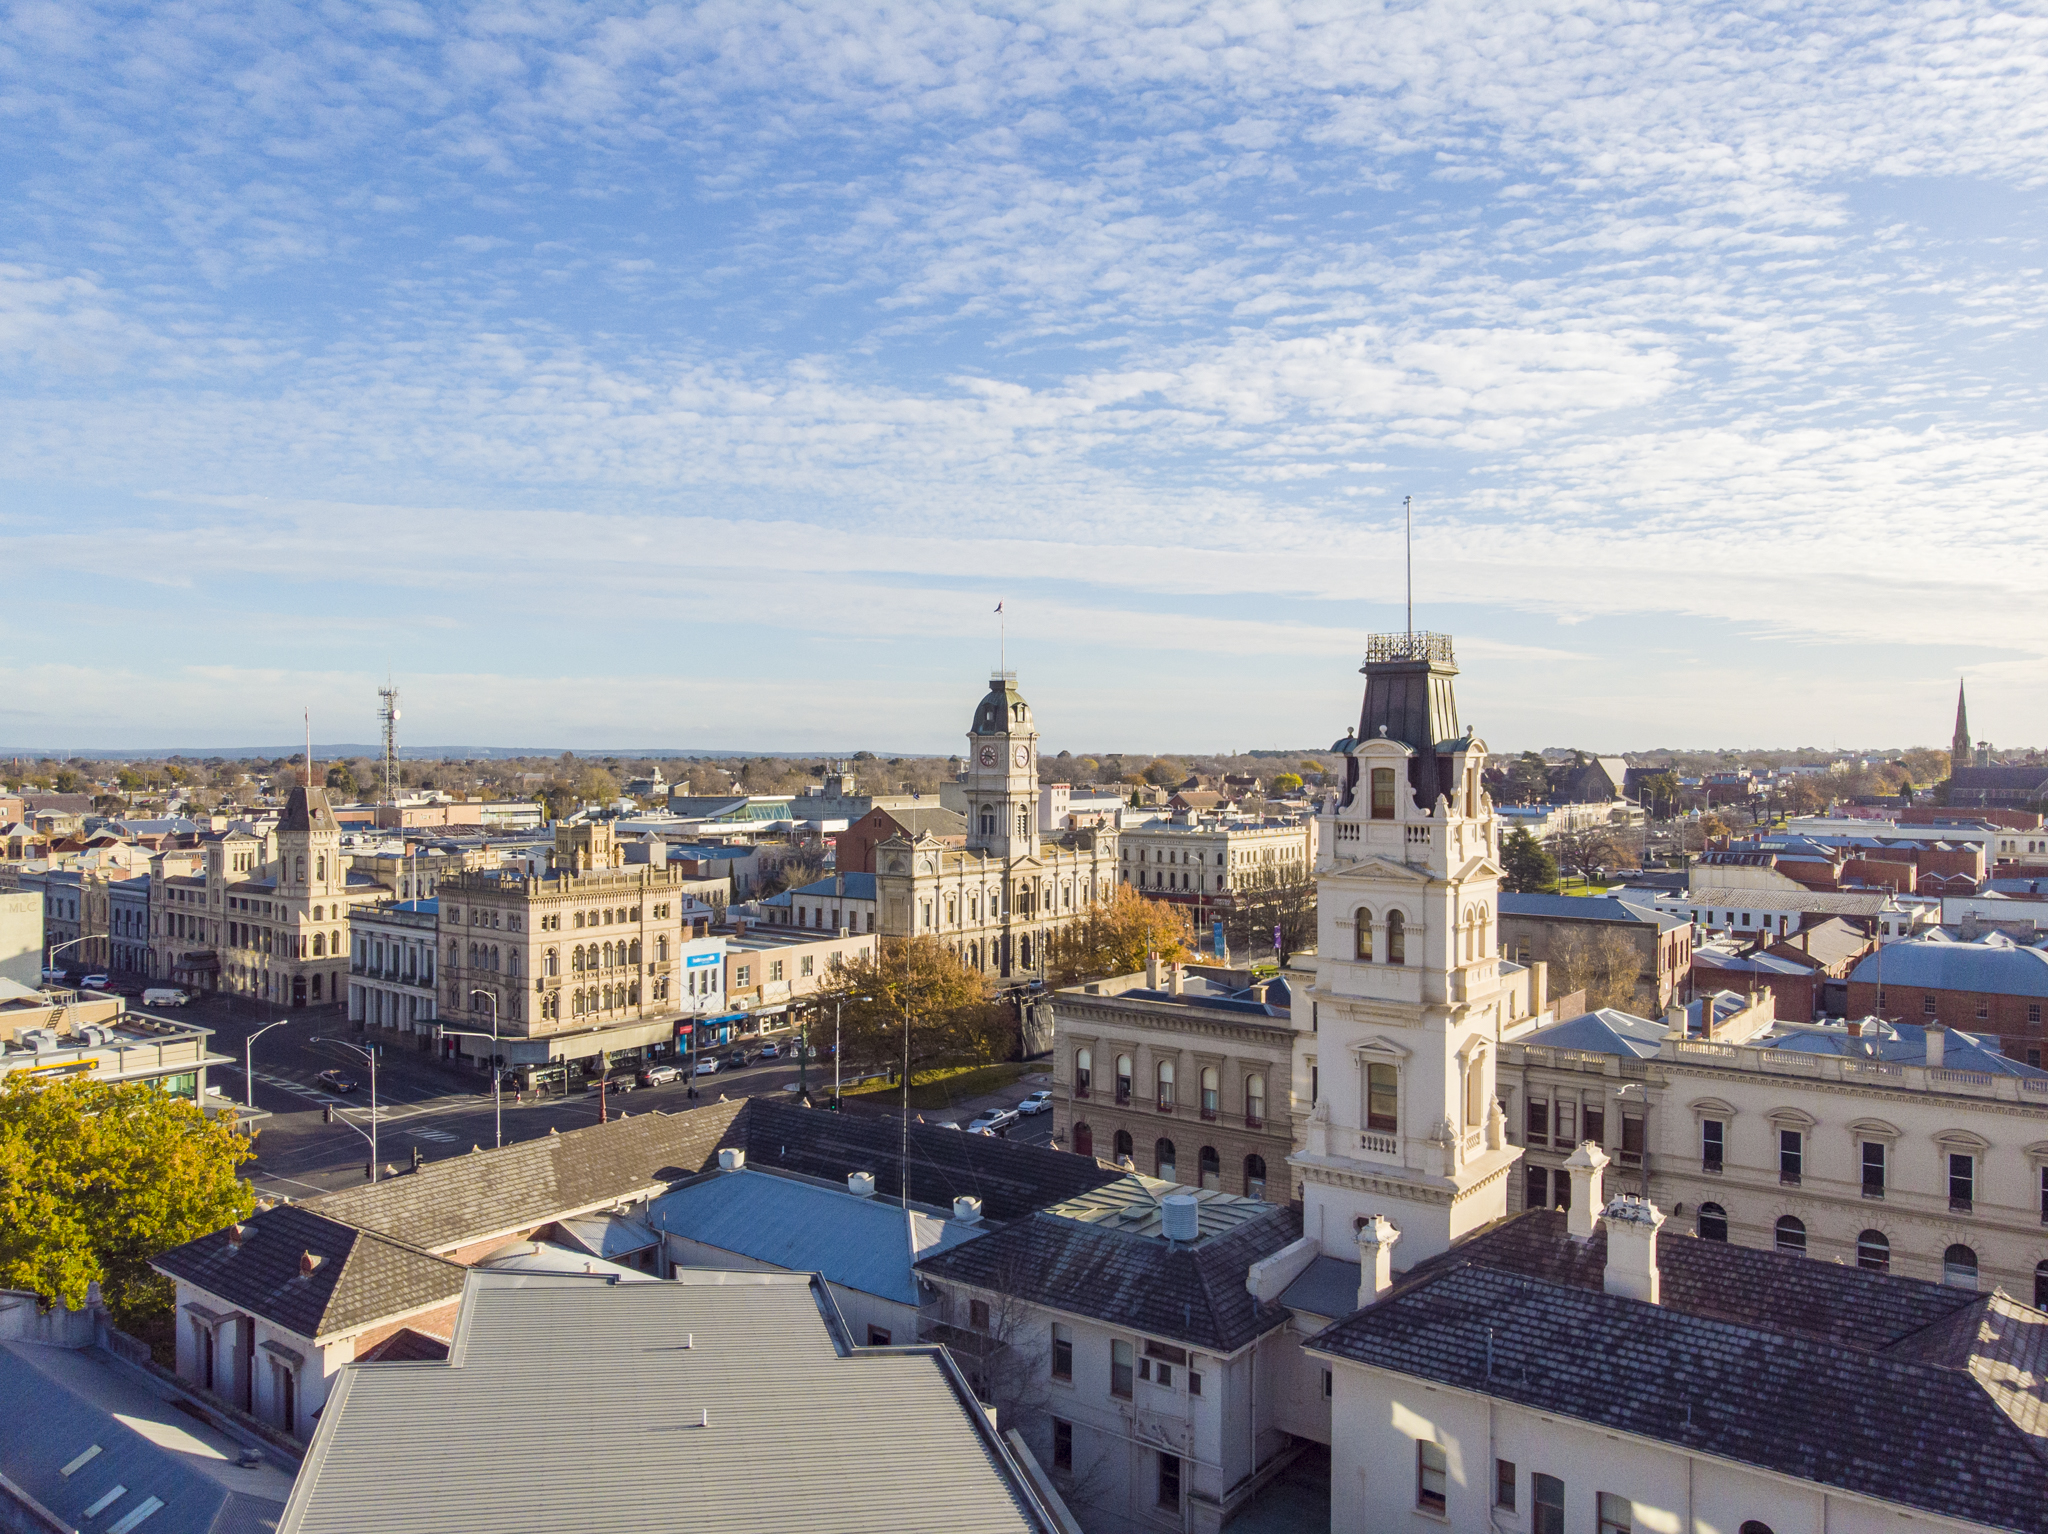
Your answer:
[4,1,2046,755]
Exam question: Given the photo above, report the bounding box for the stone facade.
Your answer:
[1115,817,1312,909]
[1053,966,1299,1201]
[348,899,440,1047]
[875,674,1118,984]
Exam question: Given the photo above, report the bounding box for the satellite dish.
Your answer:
[391,709,402,721]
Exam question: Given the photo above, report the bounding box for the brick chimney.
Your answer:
[1563,1141,1609,1239]
[1599,1195,1666,1305]
[1355,1215,1401,1308]
[1145,952,1161,988]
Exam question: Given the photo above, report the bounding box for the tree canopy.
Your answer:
[817,937,1008,1079]
[0,1077,253,1335]
[1047,884,1195,984]
[1499,827,1558,894]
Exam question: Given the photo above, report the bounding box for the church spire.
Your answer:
[1951,680,1970,780]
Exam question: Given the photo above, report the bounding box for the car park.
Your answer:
[693,1058,721,1076]
[1016,1090,1054,1116]
[315,1069,358,1093]
[639,1063,682,1087]
[967,1108,1019,1135]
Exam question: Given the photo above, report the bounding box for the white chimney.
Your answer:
[1160,1193,1199,1243]
[1664,1003,1687,1036]
[848,1171,876,1199]
[1925,1023,1945,1068]
[1356,1215,1401,1307]
[1563,1141,1610,1240]
[952,1196,983,1225]
[1599,1195,1666,1305]
[1146,952,1161,988]
[717,1148,745,1172]
[1169,963,1184,997]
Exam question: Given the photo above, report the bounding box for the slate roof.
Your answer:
[355,1327,450,1363]
[650,1167,986,1305]
[151,1203,467,1341]
[1307,1209,2048,1533]
[1847,934,2048,997]
[915,1202,1302,1353]
[1275,1254,1365,1321]
[306,1105,748,1253]
[1498,893,1687,932]
[1678,886,1892,914]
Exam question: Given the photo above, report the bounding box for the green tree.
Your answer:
[1635,770,1680,819]
[819,937,1007,1078]
[1499,827,1559,893]
[1142,759,1185,788]
[52,769,83,794]
[576,766,620,804]
[0,1076,253,1337]
[1272,772,1304,794]
[1504,753,1553,805]
[325,760,358,795]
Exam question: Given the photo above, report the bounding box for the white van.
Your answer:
[141,987,191,1007]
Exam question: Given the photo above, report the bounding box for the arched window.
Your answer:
[1020,934,1032,969]
[1465,1054,1487,1128]
[1198,1145,1220,1190]
[313,905,324,922]
[629,939,641,964]
[1155,1138,1176,1181]
[311,974,322,1000]
[1697,1203,1727,1241]
[1156,1059,1174,1109]
[1739,1523,1776,1534]
[1244,1154,1268,1200]
[1856,1230,1890,1272]
[1774,1216,1806,1255]
[1074,1049,1092,1098]
[574,911,585,928]
[1387,910,1406,965]
[1115,1055,1133,1105]
[312,933,325,957]
[1245,1074,1266,1128]
[1112,1129,1133,1163]
[1200,1067,1219,1119]
[295,855,305,884]
[1370,767,1395,819]
[315,855,326,882]
[1073,1122,1093,1157]
[1943,1244,1978,1289]
[656,936,669,962]
[1018,808,1030,839]
[1354,912,1373,961]
[2034,1259,2048,1309]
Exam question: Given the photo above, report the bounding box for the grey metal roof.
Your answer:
[0,1340,295,1534]
[651,1168,985,1304]
[1847,933,2048,998]
[1519,1007,1669,1059]
[280,1271,1061,1534]
[1275,1254,1364,1321]
[1762,1020,2046,1076]
[1499,892,1690,932]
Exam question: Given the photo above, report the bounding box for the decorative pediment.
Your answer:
[1326,854,1435,885]
[1766,1106,1818,1129]
[1355,733,1414,760]
[1847,1117,1901,1141]
[1688,1096,1737,1118]
[1354,1035,1412,1061]
[1934,1127,1991,1152]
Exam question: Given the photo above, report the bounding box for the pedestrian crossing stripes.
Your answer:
[409,1126,460,1143]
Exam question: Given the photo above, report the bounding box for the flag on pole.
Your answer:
[994,601,1003,612]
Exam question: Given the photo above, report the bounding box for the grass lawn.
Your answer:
[841,1060,1037,1111]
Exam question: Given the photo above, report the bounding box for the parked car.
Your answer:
[725,1049,756,1069]
[40,968,68,983]
[586,1073,635,1095]
[79,973,110,990]
[1017,1090,1054,1116]
[639,1063,682,1087]
[141,987,191,1006]
[315,1069,358,1093]
[967,1108,1019,1135]
[693,1058,722,1076]
[758,1042,779,1060]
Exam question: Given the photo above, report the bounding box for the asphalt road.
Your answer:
[159,989,1052,1201]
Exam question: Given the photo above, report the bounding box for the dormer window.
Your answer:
[1371,768,1396,820]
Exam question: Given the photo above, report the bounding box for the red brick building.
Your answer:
[832,805,967,876]
[1845,933,2048,1067]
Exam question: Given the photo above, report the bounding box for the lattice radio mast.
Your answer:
[378,681,401,803]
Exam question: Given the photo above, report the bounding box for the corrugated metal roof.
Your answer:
[280,1272,1056,1534]
[1847,935,2048,998]
[1499,893,1687,931]
[1520,1007,1669,1059]
[649,1168,983,1305]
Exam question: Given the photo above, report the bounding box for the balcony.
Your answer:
[1359,1131,1399,1160]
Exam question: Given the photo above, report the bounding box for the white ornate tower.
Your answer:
[964,673,1039,862]
[1290,631,1520,1265]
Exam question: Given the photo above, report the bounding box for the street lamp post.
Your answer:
[244,1018,289,1112]
[311,1036,379,1181]
[469,989,502,1150]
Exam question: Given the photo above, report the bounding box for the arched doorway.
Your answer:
[1697,1203,1727,1241]
[291,974,307,1008]
[1112,1129,1133,1164]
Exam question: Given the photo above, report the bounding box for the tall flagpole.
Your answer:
[1404,495,1413,643]
[304,710,312,788]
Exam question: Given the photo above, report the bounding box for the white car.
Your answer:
[1016,1091,1054,1116]
[693,1058,721,1076]
[967,1108,1019,1135]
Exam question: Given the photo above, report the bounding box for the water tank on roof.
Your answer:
[1161,1193,1200,1243]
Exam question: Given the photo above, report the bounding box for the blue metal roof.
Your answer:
[1499,893,1689,931]
[1764,1022,2045,1076]
[1522,1007,1670,1058]
[787,873,878,901]
[1846,936,2048,998]
[648,1168,985,1305]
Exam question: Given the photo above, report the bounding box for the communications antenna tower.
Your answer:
[378,682,401,803]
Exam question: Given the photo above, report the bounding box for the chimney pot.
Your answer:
[1145,952,1161,989]
[1355,1215,1401,1306]
[226,1224,246,1250]
[1599,1194,1666,1305]
[1562,1141,1609,1238]
[299,1250,322,1277]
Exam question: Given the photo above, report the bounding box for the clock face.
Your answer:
[1013,745,1030,768]
[979,746,997,767]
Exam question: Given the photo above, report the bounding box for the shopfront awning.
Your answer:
[503,1015,683,1066]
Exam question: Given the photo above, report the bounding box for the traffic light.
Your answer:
[323,1104,334,1124]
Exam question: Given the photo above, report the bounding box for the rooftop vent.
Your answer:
[1160,1193,1199,1243]
[952,1196,983,1225]
[299,1250,323,1277]
[717,1148,745,1171]
[848,1171,876,1199]
[226,1224,247,1250]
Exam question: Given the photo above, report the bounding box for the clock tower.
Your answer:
[965,672,1039,863]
